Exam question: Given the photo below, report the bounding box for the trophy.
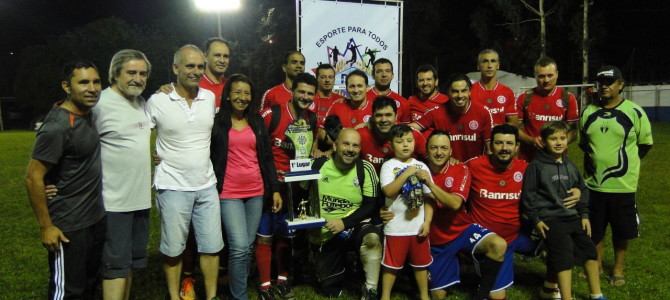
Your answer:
[284,158,326,230]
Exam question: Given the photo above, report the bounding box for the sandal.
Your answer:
[609,274,626,286]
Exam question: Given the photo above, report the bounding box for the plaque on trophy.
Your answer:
[284,158,325,230]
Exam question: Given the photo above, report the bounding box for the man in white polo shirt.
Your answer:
[146,45,223,300]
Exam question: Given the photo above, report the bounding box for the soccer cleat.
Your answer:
[361,286,379,300]
[180,276,197,300]
[257,288,275,300]
[538,286,561,299]
[591,296,608,300]
[271,282,296,300]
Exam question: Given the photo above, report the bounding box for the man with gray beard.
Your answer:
[96,49,153,300]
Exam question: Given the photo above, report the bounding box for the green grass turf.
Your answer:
[2,123,670,299]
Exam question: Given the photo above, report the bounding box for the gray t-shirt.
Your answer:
[32,106,105,232]
[93,88,152,211]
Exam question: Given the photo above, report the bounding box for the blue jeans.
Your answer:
[220,196,264,300]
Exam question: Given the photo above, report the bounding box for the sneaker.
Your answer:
[271,282,296,300]
[539,286,561,299]
[180,277,196,300]
[258,288,275,300]
[361,286,379,300]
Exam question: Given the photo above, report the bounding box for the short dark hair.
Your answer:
[388,124,413,140]
[346,69,368,86]
[204,37,231,54]
[427,129,451,144]
[316,63,335,76]
[372,96,397,114]
[534,56,557,69]
[62,59,98,82]
[490,124,519,145]
[443,73,472,91]
[372,58,393,75]
[540,121,569,141]
[415,64,438,80]
[291,73,317,91]
[284,50,304,65]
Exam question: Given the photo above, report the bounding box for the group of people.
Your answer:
[24,37,653,300]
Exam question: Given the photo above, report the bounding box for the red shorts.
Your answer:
[382,235,432,269]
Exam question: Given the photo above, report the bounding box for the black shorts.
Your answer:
[48,218,106,300]
[102,209,150,279]
[311,223,382,294]
[544,217,597,273]
[588,189,639,244]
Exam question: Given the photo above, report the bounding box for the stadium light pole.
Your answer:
[194,0,241,37]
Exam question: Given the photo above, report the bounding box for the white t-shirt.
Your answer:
[146,85,216,191]
[380,158,433,236]
[93,87,152,211]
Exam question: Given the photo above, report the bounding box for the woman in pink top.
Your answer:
[211,74,282,300]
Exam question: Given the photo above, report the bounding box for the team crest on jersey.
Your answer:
[395,100,401,107]
[353,177,360,187]
[363,115,371,123]
[497,96,506,104]
[382,147,389,154]
[513,171,523,182]
[499,180,506,187]
[444,177,454,188]
[351,117,357,124]
[556,99,564,108]
[469,120,479,130]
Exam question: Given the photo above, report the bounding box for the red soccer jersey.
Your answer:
[199,74,226,109]
[310,92,343,127]
[416,103,492,162]
[366,88,411,124]
[325,99,373,128]
[260,83,292,112]
[407,92,449,122]
[517,87,579,160]
[470,81,517,126]
[466,156,528,243]
[357,126,427,172]
[261,104,316,173]
[429,163,473,246]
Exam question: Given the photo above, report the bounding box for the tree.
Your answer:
[14,18,179,118]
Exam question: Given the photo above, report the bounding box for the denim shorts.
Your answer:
[156,186,224,257]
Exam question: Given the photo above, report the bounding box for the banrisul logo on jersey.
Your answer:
[300,0,402,95]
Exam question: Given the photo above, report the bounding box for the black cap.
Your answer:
[323,115,342,141]
[596,65,623,81]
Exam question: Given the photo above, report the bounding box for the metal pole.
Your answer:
[217,12,222,38]
[295,0,300,51]
[398,1,404,95]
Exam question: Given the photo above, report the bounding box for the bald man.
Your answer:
[311,128,383,299]
[145,45,223,300]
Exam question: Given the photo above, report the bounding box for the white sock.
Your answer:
[359,232,382,290]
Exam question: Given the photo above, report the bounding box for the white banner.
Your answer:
[298,0,402,94]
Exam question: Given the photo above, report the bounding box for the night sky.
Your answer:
[1,0,669,98]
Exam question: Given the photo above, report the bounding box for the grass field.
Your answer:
[2,123,670,299]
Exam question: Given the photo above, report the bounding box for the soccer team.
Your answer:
[24,39,653,300]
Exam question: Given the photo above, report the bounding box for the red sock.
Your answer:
[275,238,291,280]
[256,241,272,288]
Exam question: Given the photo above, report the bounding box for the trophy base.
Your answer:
[286,217,326,230]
